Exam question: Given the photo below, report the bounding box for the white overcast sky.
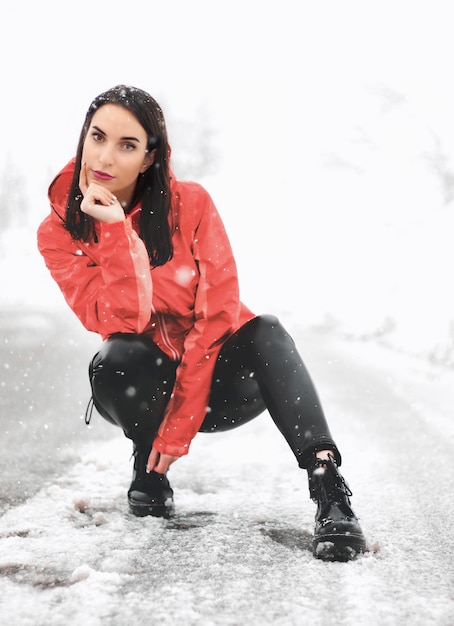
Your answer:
[2,0,454,344]
[2,0,453,189]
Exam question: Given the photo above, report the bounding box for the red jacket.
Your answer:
[37,159,255,456]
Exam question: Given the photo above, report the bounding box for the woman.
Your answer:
[37,85,365,561]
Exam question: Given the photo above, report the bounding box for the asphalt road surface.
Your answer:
[0,309,112,513]
[0,309,453,625]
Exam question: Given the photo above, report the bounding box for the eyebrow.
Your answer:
[92,125,142,143]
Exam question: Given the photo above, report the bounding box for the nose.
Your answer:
[98,142,115,167]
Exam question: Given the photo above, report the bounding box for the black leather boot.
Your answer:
[308,454,366,561]
[128,444,174,518]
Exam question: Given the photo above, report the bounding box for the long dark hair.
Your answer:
[64,85,173,266]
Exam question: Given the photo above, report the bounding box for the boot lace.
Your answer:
[311,453,353,504]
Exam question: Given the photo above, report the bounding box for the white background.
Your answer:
[2,0,454,358]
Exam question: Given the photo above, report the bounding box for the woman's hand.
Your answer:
[78,163,125,224]
[147,448,179,474]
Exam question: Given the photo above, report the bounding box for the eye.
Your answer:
[122,142,136,151]
[91,132,104,142]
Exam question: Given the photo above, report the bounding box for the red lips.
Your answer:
[92,170,114,181]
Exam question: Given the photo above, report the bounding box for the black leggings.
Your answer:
[89,315,340,469]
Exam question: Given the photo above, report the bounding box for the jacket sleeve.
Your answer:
[152,189,241,457]
[37,215,153,337]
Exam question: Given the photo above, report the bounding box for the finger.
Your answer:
[80,185,117,211]
[79,162,88,195]
[93,189,117,207]
[147,448,159,473]
[154,458,168,474]
[156,455,177,474]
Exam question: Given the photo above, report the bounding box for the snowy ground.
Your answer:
[2,2,454,621]
[0,229,453,625]
[1,311,453,625]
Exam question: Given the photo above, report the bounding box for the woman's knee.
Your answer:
[88,334,177,440]
[90,333,177,391]
[90,333,162,374]
[235,314,294,355]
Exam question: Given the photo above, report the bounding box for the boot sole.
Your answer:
[313,534,366,561]
[128,496,174,519]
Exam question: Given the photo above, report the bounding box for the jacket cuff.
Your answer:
[152,436,190,458]
[99,217,130,237]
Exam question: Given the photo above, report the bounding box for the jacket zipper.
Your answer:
[151,305,180,361]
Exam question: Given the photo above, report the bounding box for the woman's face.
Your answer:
[82,103,155,207]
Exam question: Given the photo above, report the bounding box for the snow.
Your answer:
[2,1,454,622]
[0,366,453,626]
[1,243,454,623]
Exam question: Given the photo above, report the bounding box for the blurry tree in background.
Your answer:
[425,133,454,206]
[0,157,29,255]
[166,103,218,180]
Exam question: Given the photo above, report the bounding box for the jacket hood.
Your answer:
[48,158,76,220]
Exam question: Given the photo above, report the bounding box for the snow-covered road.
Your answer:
[0,319,453,625]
